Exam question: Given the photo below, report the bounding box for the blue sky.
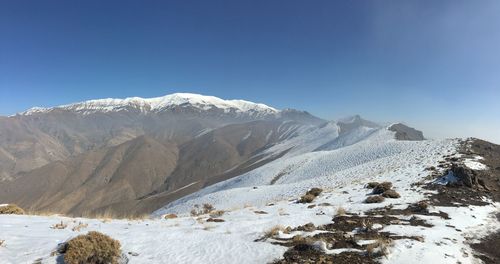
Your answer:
[1,1,499,143]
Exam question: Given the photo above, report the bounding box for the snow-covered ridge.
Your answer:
[17,93,280,116]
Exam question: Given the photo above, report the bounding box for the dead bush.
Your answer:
[299,194,316,203]
[51,221,68,230]
[372,182,393,194]
[63,231,121,264]
[164,213,178,219]
[209,210,225,218]
[366,182,379,189]
[306,188,323,197]
[203,203,215,213]
[366,238,393,257]
[0,239,4,247]
[71,222,88,232]
[335,206,347,216]
[190,204,217,216]
[206,218,225,223]
[365,195,385,204]
[264,225,285,238]
[0,204,25,215]
[382,189,401,199]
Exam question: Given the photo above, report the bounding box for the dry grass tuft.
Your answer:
[335,206,347,216]
[164,213,178,219]
[365,195,385,204]
[382,189,401,198]
[0,204,25,215]
[372,182,393,194]
[71,222,88,232]
[0,239,4,247]
[209,210,225,218]
[51,221,68,230]
[63,231,121,264]
[190,203,218,216]
[366,182,379,188]
[264,225,285,238]
[366,238,393,257]
[298,187,324,203]
[299,194,316,203]
[306,188,323,197]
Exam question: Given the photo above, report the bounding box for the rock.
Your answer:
[206,218,225,222]
[388,123,424,141]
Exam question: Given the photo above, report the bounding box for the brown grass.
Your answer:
[72,222,88,232]
[209,210,225,218]
[306,187,323,197]
[0,239,4,247]
[365,195,385,203]
[382,189,401,198]
[190,203,218,216]
[0,204,25,215]
[299,194,316,203]
[63,231,121,264]
[164,213,178,219]
[366,238,393,257]
[335,206,347,216]
[372,182,393,194]
[51,221,68,230]
[366,182,379,188]
[264,225,285,238]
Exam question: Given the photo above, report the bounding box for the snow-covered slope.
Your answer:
[17,93,280,117]
[2,136,498,264]
[155,127,446,215]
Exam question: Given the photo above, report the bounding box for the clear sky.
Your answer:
[1,1,499,143]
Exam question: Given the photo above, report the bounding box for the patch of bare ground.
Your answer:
[422,138,500,263]
[456,139,500,263]
[268,212,427,263]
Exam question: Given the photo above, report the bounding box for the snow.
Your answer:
[156,129,456,215]
[15,93,279,117]
[464,157,488,170]
[383,203,500,264]
[1,120,498,263]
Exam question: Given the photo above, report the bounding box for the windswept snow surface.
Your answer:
[1,132,499,264]
[156,129,457,215]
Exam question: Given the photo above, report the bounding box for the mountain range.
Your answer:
[0,93,421,216]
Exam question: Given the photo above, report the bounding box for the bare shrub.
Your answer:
[299,194,316,203]
[0,204,25,215]
[71,222,88,232]
[206,218,225,222]
[382,189,401,198]
[365,195,385,203]
[203,204,215,213]
[51,221,68,230]
[63,231,121,264]
[335,206,347,216]
[264,225,285,238]
[164,213,178,219]
[191,203,217,216]
[366,182,379,189]
[372,182,393,194]
[306,188,323,197]
[366,238,393,257]
[0,239,4,247]
[209,210,225,218]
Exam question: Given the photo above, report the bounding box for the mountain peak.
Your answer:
[16,93,280,116]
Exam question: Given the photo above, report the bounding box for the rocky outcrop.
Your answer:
[388,123,424,141]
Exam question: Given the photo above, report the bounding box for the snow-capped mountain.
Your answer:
[17,93,280,118]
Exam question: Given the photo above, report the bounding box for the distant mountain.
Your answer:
[0,93,325,216]
[0,93,424,216]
